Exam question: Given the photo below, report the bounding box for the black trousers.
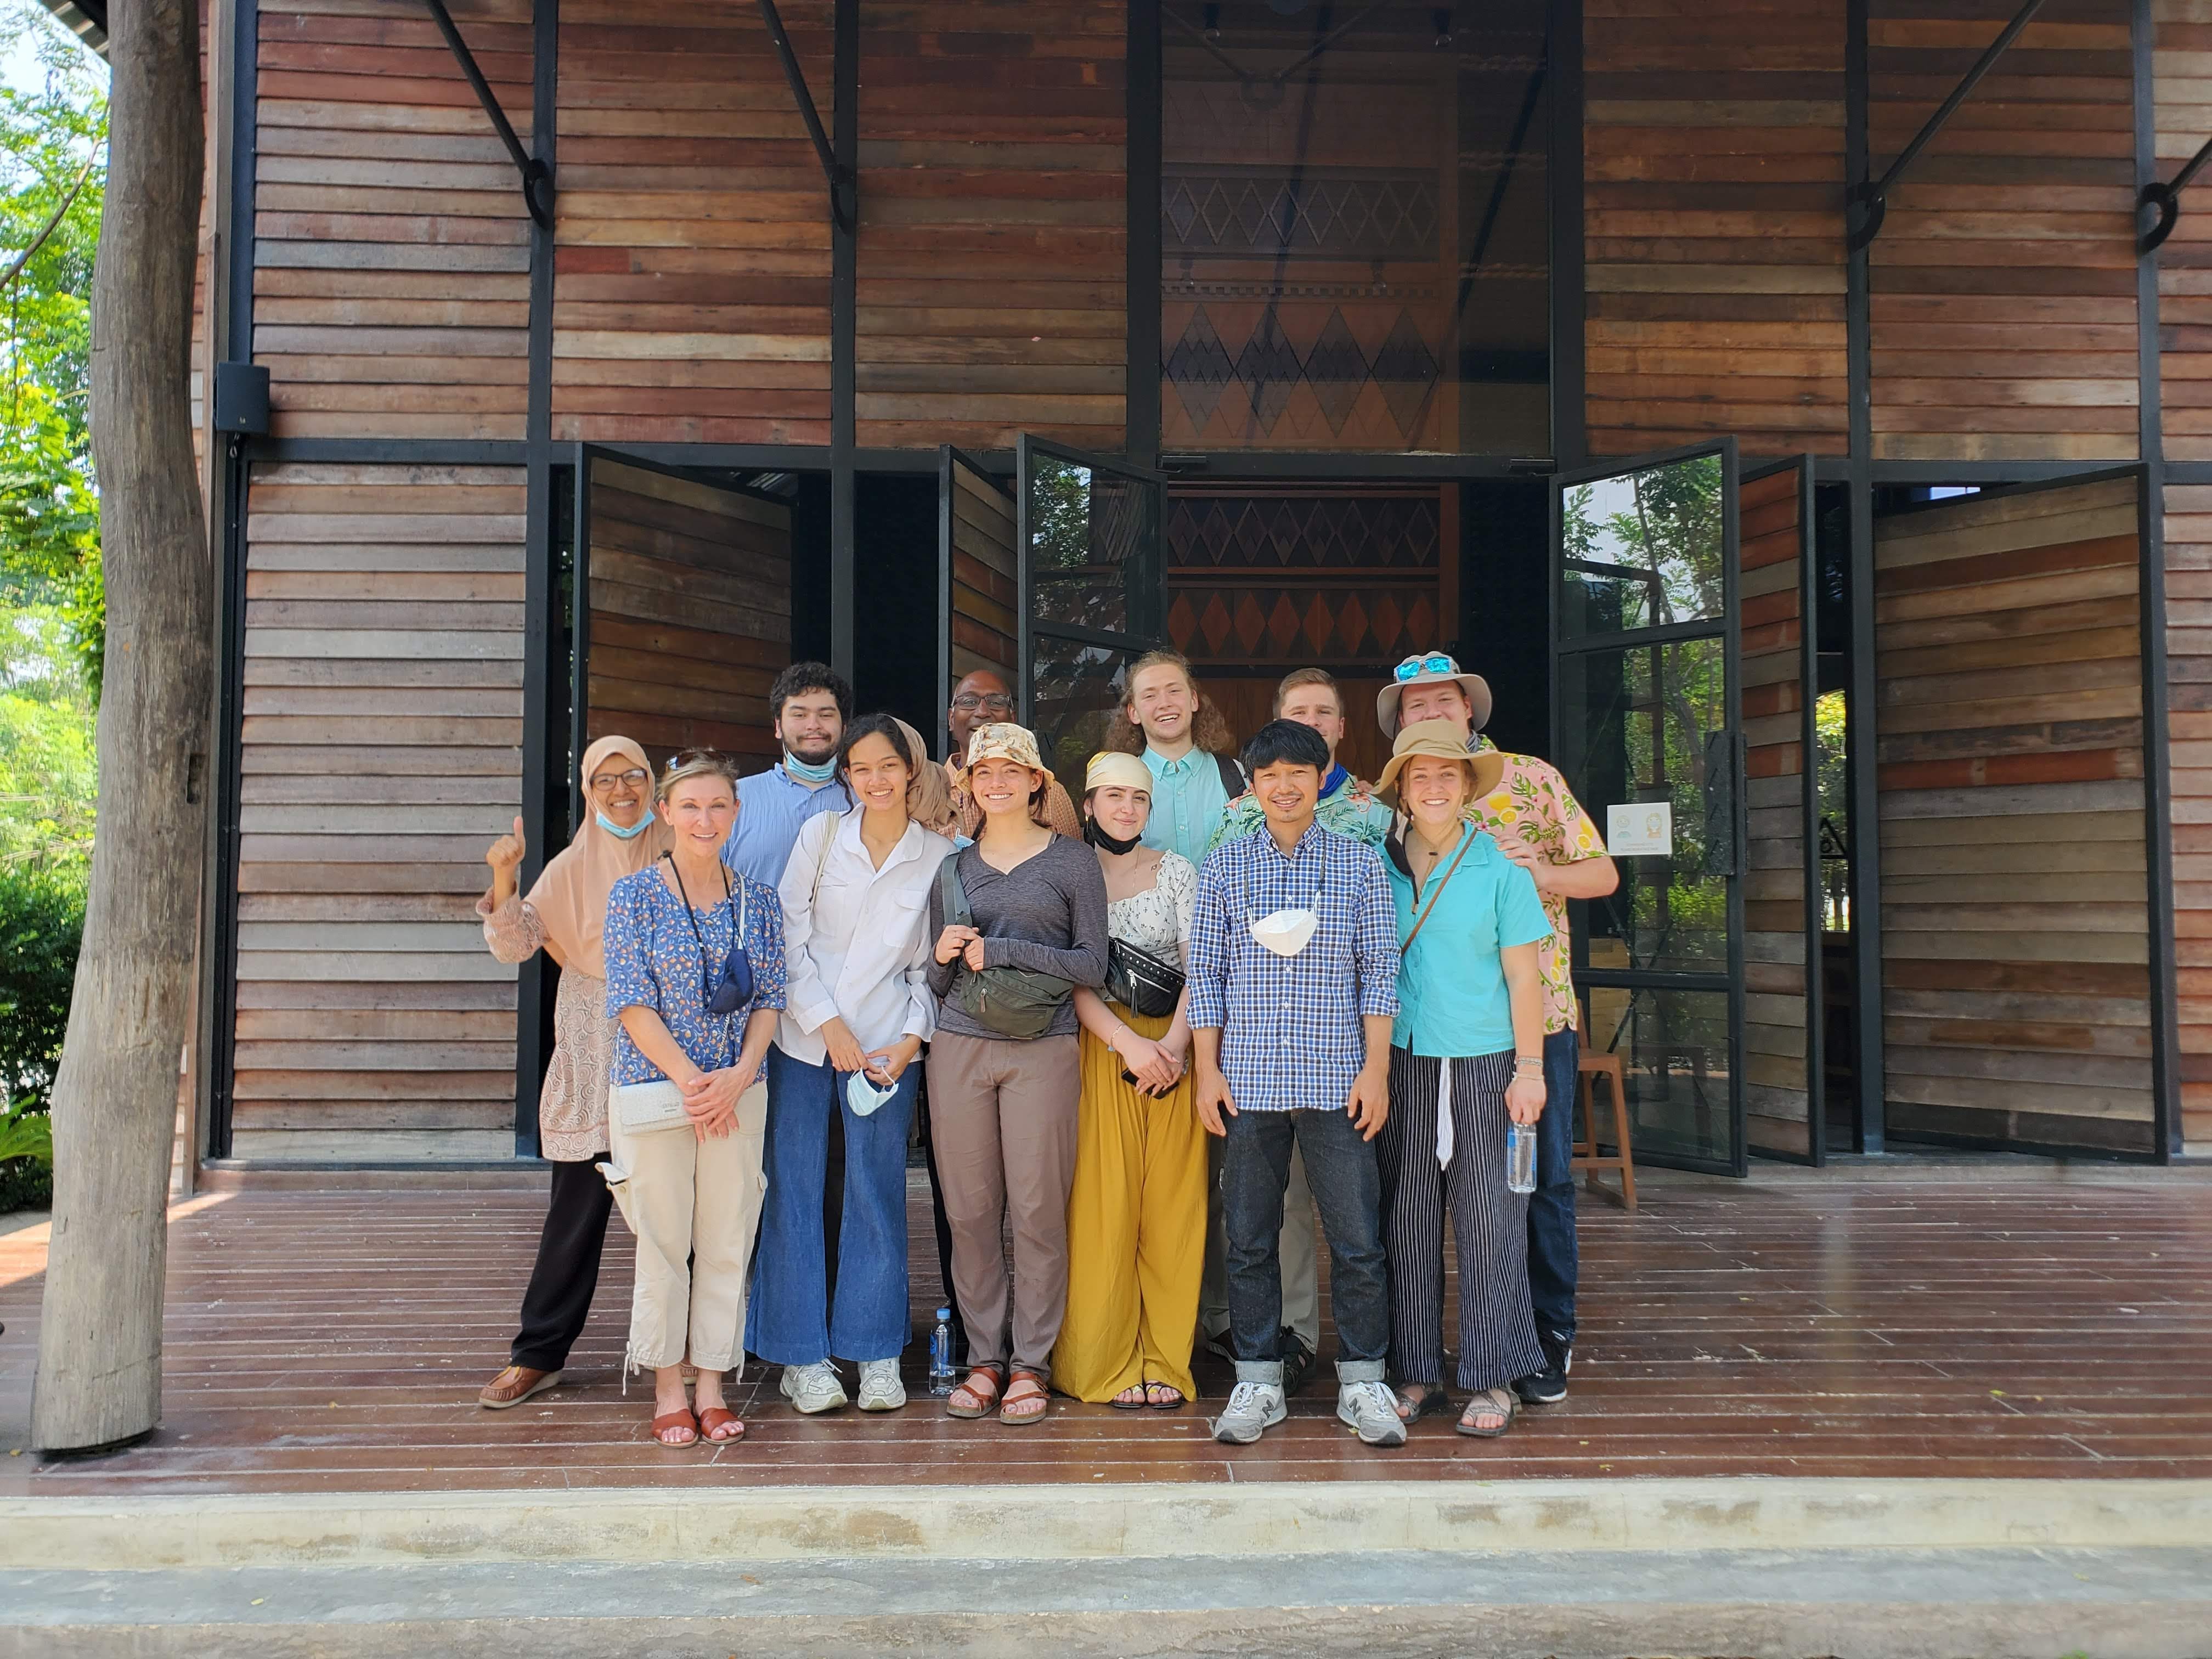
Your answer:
[511,1155,614,1372]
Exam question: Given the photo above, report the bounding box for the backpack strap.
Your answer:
[937,847,974,929]
[1214,751,1246,800]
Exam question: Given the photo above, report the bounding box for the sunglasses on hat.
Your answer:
[1394,653,1457,682]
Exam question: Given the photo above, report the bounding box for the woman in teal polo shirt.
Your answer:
[1374,719,1551,1439]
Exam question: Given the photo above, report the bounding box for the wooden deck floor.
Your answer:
[3,1164,2209,1496]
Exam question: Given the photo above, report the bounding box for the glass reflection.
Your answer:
[1029,456,1158,636]
[1560,453,1725,636]
[1582,985,1733,1167]
[1030,636,1133,787]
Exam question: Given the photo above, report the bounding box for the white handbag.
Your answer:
[611,1077,691,1136]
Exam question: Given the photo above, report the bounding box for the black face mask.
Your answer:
[1085,816,1142,856]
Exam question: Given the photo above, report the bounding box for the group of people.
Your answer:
[475,646,1616,1449]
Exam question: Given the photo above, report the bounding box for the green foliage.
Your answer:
[0,861,80,1212]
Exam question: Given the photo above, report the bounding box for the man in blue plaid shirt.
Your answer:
[1189,720,1406,1448]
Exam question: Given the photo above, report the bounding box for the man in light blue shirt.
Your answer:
[723,662,853,888]
[1120,649,1242,866]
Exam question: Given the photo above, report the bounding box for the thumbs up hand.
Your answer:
[487,816,527,874]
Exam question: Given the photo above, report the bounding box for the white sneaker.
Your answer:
[781,1361,848,1415]
[1337,1378,1408,1447]
[856,1358,906,1412]
[1212,1379,1287,1444]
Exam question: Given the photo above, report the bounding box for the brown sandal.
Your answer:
[651,1407,698,1448]
[945,1366,1003,1419]
[696,1406,744,1443]
[998,1370,1049,1426]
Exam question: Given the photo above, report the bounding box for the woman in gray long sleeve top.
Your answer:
[924,724,1109,1425]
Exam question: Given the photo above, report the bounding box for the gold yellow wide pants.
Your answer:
[1050,1009,1207,1402]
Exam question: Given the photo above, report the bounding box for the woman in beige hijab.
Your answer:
[475,735,668,1409]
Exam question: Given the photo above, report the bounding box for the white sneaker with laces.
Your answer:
[781,1361,848,1415]
[1337,1378,1408,1447]
[856,1358,906,1412]
[1212,1379,1287,1444]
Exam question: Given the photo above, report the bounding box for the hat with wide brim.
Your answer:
[1374,719,1506,806]
[1376,654,1493,739]
[964,721,1054,785]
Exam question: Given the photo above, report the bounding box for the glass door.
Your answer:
[1551,440,1746,1176]
[1015,436,1167,782]
[938,446,1019,761]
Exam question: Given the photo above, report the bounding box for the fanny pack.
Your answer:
[938,852,1075,1040]
[1104,936,1183,1020]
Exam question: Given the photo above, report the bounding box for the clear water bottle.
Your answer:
[1506,1122,1537,1195]
[927,1306,958,1396]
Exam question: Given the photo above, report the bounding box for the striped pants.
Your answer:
[1378,1048,1546,1392]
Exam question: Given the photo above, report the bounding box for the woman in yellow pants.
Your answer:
[1052,751,1206,1407]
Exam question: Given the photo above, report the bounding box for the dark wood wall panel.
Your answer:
[253,0,533,440]
[1867,0,2137,463]
[552,1,833,444]
[233,464,526,1159]
[2155,1,2212,465]
[2163,482,2212,1152]
[946,457,1018,689]
[1583,0,1849,458]
[1739,464,1818,1157]
[1874,478,2153,1156]
[855,1,1126,450]
[585,459,792,769]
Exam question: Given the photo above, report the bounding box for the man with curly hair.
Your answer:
[1378,651,1618,1410]
[1105,650,1245,867]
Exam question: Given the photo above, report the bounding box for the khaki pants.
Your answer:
[1200,1138,1320,1351]
[927,1031,1081,1381]
[605,1080,769,1373]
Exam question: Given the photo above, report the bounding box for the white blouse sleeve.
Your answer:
[1163,852,1198,960]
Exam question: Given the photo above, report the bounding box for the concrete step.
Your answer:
[4,1547,2209,1658]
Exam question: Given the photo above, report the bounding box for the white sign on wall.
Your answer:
[1606,800,1673,857]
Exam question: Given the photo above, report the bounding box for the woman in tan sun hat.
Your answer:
[1372,720,1551,1442]
[923,723,1110,1426]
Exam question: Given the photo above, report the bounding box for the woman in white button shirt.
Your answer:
[747,714,958,1414]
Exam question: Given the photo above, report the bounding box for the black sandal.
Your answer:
[1110,1384,1150,1410]
[1395,1383,1453,1424]
[1145,1381,1187,1411]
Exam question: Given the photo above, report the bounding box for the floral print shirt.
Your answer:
[1468,741,1607,1034]
[604,864,787,1086]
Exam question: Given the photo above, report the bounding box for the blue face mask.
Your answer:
[783,750,839,785]
[597,811,651,840]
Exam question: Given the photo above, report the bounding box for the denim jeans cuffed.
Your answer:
[1527,1024,1580,1344]
[745,1046,917,1365]
[1333,1356,1386,1385]
[1220,1105,1389,1369]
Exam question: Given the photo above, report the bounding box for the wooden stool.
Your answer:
[1572,1046,1638,1211]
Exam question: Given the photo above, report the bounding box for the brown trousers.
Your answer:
[926,1030,1082,1382]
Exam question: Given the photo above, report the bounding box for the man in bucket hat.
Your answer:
[1379,651,1618,1408]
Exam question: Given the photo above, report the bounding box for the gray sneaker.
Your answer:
[1336,1378,1408,1447]
[781,1361,848,1415]
[1212,1379,1287,1444]
[856,1358,906,1412]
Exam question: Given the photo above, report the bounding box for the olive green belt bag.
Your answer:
[937,853,1074,1040]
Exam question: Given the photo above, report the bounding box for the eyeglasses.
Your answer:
[589,768,651,790]
[1394,653,1457,683]
[951,692,1016,713]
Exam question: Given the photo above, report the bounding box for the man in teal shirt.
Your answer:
[1118,649,1243,865]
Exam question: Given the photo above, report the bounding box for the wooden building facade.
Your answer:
[179,0,2210,1177]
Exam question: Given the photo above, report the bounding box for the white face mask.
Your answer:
[846,1068,899,1118]
[1250,907,1319,958]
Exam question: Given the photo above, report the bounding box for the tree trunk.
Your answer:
[32,0,211,1453]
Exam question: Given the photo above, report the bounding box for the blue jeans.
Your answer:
[746,1047,916,1365]
[1219,1107,1389,1383]
[1526,1024,1579,1345]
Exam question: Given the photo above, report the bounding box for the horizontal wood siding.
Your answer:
[585,458,791,768]
[944,454,1018,696]
[2155,0,2212,465]
[253,0,533,440]
[233,464,526,1159]
[1867,0,2138,463]
[1739,463,1818,1157]
[1583,0,1849,458]
[856,0,1126,450]
[551,0,833,444]
[2164,482,2212,1152]
[1874,477,2153,1156]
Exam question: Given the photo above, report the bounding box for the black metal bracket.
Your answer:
[2141,134,2212,253]
[1848,0,2046,252]
[422,0,553,232]
[758,0,854,235]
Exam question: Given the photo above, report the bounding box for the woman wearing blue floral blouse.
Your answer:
[603,748,787,1448]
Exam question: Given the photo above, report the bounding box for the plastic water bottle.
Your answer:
[927,1307,957,1396]
[1506,1122,1537,1195]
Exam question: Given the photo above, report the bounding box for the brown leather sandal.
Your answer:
[651,1407,698,1447]
[945,1366,1003,1419]
[998,1370,1049,1426]
[478,1365,561,1409]
[696,1406,744,1443]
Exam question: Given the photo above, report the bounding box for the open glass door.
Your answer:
[1015,436,1167,781]
[1552,440,1746,1176]
[938,447,1019,761]
[573,448,794,797]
